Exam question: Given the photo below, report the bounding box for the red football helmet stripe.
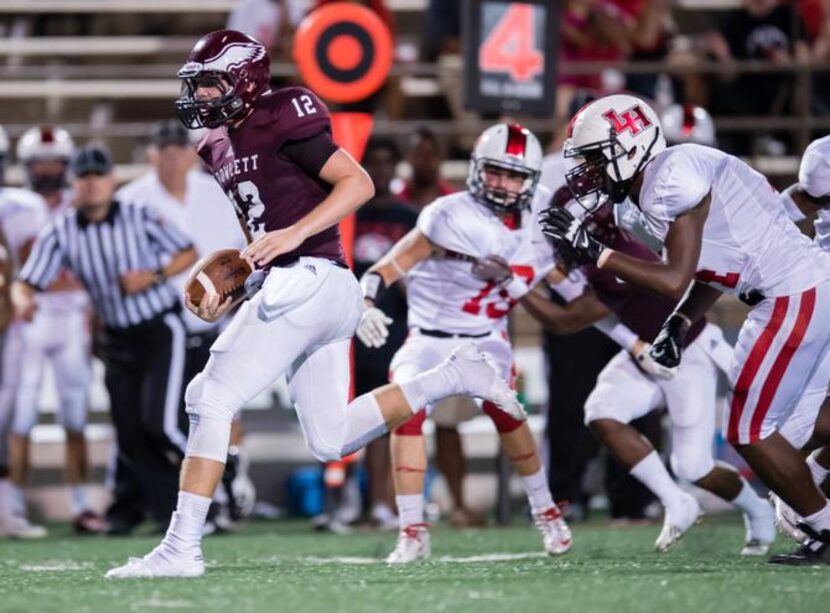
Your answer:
[505,124,528,157]
[41,126,55,143]
[681,104,695,136]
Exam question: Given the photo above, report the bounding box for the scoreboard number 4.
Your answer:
[478,4,543,81]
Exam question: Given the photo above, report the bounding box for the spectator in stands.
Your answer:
[612,0,676,98]
[395,127,455,209]
[117,121,249,532]
[559,0,630,117]
[353,138,418,529]
[798,0,830,114]
[704,0,810,153]
[227,0,308,59]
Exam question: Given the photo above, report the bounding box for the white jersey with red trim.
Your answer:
[406,187,555,336]
[638,144,830,298]
[801,136,830,250]
[0,187,48,271]
[34,190,89,314]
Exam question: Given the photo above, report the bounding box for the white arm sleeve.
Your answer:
[592,314,639,352]
[780,186,807,222]
[548,269,588,301]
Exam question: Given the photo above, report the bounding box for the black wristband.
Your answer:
[153,268,166,285]
[360,271,387,304]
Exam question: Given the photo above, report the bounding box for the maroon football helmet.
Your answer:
[176,30,270,129]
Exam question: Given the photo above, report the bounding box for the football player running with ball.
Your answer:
[358,124,578,563]
[542,94,830,565]
[106,30,520,579]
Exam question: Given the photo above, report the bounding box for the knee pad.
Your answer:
[395,409,427,436]
[482,401,523,434]
[184,372,240,462]
[669,449,715,484]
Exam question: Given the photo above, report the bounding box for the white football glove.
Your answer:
[357,306,394,348]
[632,342,678,380]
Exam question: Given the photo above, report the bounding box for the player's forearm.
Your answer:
[295,165,374,240]
[600,251,693,301]
[673,281,722,323]
[163,247,199,278]
[520,289,596,334]
[368,229,433,287]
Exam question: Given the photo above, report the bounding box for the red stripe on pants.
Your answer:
[727,296,789,443]
[748,288,816,441]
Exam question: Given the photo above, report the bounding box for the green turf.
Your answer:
[0,515,827,613]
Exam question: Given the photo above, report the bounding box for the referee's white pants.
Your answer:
[584,323,726,483]
[184,258,365,463]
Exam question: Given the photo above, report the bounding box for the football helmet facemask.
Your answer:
[467,124,542,214]
[176,29,270,130]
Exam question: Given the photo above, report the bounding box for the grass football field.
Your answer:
[1,515,827,613]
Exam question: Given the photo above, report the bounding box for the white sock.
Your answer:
[9,484,25,516]
[804,500,830,534]
[806,452,830,488]
[729,478,768,517]
[520,467,555,512]
[341,393,388,456]
[399,364,461,415]
[69,485,89,516]
[629,451,685,509]
[396,494,424,530]
[157,491,211,559]
[0,479,13,518]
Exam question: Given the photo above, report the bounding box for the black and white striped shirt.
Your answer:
[20,200,193,329]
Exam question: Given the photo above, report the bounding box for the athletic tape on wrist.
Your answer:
[360,271,387,303]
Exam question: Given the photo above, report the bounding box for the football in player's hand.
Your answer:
[185,249,253,308]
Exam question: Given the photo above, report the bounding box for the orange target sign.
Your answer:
[293,3,394,104]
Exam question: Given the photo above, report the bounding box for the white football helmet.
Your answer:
[565,94,665,206]
[467,123,543,213]
[799,136,830,199]
[17,126,75,163]
[16,126,75,194]
[660,104,716,146]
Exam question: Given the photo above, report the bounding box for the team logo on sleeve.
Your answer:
[602,106,653,136]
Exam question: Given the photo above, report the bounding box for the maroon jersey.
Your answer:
[586,231,705,345]
[197,86,345,266]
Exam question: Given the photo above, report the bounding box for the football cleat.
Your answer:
[655,492,702,553]
[73,510,107,535]
[105,547,205,579]
[532,506,572,555]
[0,514,47,539]
[445,344,526,421]
[386,523,431,564]
[768,525,830,566]
[740,500,776,556]
[770,493,807,543]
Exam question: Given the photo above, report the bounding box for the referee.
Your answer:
[11,143,198,530]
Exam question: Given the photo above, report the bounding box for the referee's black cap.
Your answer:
[71,142,114,177]
[151,119,191,147]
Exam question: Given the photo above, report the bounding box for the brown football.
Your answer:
[185,249,253,308]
